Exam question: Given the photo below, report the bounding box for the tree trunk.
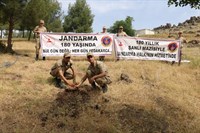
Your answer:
[0,29,2,38]
[28,30,32,41]
[23,30,25,38]
[6,14,14,53]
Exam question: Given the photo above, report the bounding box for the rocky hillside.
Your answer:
[154,16,200,34]
[153,16,200,47]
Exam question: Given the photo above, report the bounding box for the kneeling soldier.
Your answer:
[50,52,76,89]
[76,52,111,93]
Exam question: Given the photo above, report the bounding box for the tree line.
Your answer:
[0,0,199,53]
[0,0,63,52]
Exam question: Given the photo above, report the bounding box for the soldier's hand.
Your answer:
[74,85,79,89]
[69,83,75,87]
[89,77,95,84]
[74,82,80,87]
[67,85,78,91]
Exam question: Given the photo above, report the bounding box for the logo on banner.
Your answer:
[116,38,124,46]
[101,36,112,47]
[45,37,55,47]
[118,41,123,46]
[47,38,52,43]
[168,42,178,52]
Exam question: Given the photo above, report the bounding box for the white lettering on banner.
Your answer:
[115,37,180,62]
[40,33,114,56]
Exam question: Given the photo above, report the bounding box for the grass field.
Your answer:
[0,40,200,133]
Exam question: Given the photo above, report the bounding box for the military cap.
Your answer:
[178,31,182,34]
[63,52,71,58]
[40,20,44,24]
[103,26,106,29]
[87,52,94,57]
[119,26,123,29]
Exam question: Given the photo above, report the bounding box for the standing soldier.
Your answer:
[172,31,187,66]
[99,26,107,61]
[117,26,127,37]
[116,25,127,61]
[76,52,111,93]
[50,52,77,89]
[33,20,47,61]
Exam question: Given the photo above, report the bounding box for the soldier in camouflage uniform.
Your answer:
[50,52,76,89]
[33,20,47,60]
[99,26,107,61]
[172,31,187,66]
[76,52,111,93]
[117,26,127,37]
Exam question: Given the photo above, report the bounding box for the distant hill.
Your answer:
[154,16,200,35]
[152,16,200,47]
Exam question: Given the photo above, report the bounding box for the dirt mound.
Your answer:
[38,91,90,131]
[36,85,196,133]
[38,85,104,129]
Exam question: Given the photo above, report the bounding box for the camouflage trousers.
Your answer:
[50,68,76,83]
[86,70,111,87]
[35,37,41,55]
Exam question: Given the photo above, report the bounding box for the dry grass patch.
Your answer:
[0,40,200,132]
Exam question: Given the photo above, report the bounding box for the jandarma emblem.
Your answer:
[168,42,178,52]
[101,36,112,47]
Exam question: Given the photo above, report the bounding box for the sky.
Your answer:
[57,0,200,33]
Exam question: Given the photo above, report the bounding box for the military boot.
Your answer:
[55,78,66,89]
[55,78,61,88]
[91,82,97,89]
[102,84,108,93]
